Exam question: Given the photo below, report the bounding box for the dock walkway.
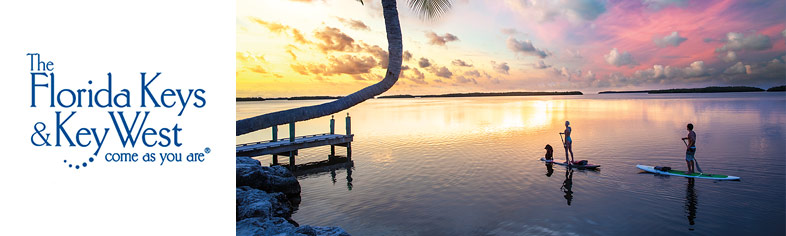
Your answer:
[236,133,353,157]
[236,114,353,168]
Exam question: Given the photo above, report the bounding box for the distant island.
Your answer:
[596,90,649,94]
[238,85,783,101]
[238,91,581,101]
[236,96,343,102]
[378,91,583,99]
[599,86,766,94]
[767,85,786,92]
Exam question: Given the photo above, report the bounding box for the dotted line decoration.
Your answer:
[65,157,95,170]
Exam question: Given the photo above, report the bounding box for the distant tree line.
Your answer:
[648,86,764,94]
[238,85,785,102]
[767,85,786,92]
[236,96,343,102]
[600,85,786,94]
[378,91,583,99]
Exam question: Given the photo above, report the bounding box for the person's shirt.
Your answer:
[688,130,696,147]
[565,127,571,136]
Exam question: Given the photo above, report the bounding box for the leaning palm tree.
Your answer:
[236,0,454,136]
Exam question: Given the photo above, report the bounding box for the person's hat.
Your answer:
[545,144,552,149]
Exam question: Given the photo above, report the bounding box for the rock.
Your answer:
[237,157,269,190]
[236,186,291,221]
[263,165,301,197]
[237,157,347,235]
[300,225,352,236]
[236,157,301,198]
[236,217,294,236]
[237,217,351,236]
[294,225,317,235]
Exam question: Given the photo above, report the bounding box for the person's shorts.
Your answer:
[686,147,696,161]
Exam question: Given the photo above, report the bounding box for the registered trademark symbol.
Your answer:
[204,147,211,154]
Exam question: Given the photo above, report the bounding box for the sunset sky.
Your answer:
[237,0,786,97]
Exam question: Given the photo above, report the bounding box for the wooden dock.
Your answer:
[236,114,353,168]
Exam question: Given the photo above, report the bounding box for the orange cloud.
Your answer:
[335,17,370,31]
[314,26,359,53]
[249,17,289,33]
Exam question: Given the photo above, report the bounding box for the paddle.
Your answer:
[682,139,702,173]
[559,133,570,166]
[559,132,566,148]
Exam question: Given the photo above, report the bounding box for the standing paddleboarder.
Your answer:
[560,121,575,164]
[682,123,697,174]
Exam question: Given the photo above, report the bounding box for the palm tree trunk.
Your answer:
[236,0,402,136]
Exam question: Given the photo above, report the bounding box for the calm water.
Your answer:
[237,93,786,236]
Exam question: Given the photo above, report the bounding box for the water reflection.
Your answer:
[346,167,353,191]
[329,167,354,191]
[297,162,355,191]
[685,178,698,230]
[561,169,574,206]
[545,163,554,177]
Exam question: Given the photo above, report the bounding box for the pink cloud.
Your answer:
[578,0,784,79]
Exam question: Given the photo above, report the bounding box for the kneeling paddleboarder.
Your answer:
[544,144,554,161]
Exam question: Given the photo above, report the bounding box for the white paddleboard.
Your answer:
[637,165,740,180]
[540,158,600,169]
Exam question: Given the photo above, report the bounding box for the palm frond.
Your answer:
[408,0,453,20]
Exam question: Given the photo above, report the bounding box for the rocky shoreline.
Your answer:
[236,156,350,236]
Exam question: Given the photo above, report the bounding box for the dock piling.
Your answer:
[289,122,296,168]
[330,115,335,134]
[346,113,352,161]
[289,122,295,142]
[272,125,278,165]
[330,115,336,160]
[346,113,351,136]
